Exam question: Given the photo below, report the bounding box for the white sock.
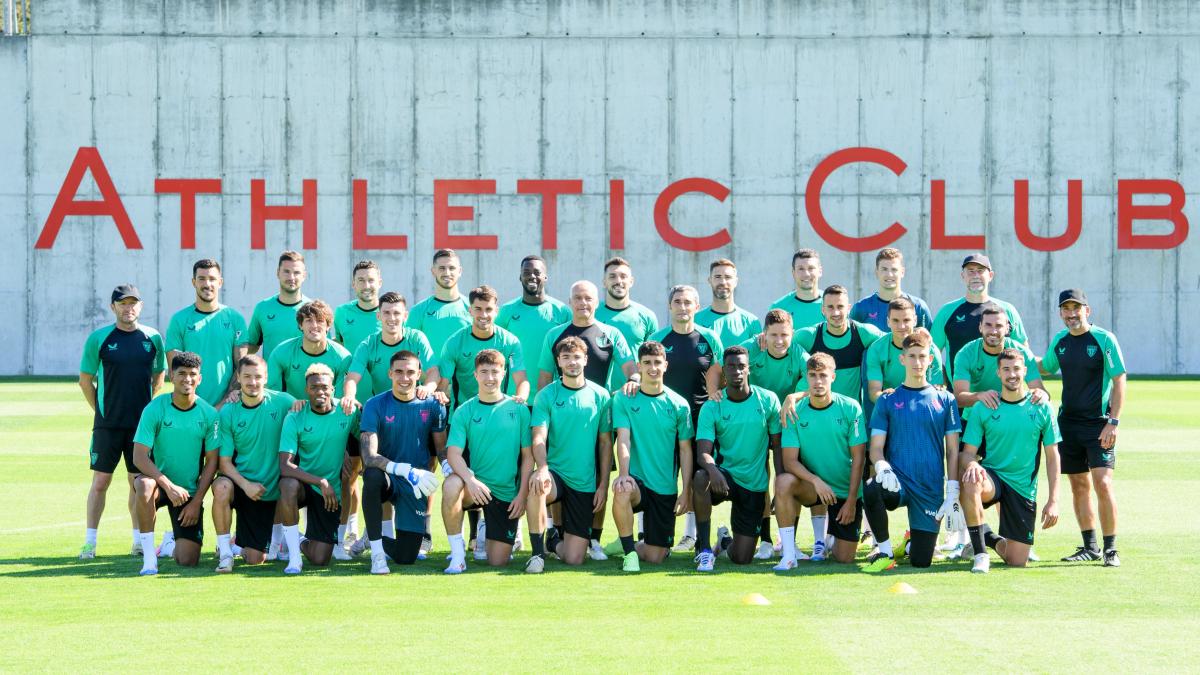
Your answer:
[684,511,697,538]
[347,514,358,537]
[160,531,174,546]
[878,539,894,557]
[85,528,98,546]
[448,533,466,561]
[140,532,157,569]
[271,523,283,542]
[336,524,346,544]
[811,516,828,549]
[230,541,242,556]
[780,526,797,560]
[546,515,555,531]
[382,519,396,539]
[217,534,232,558]
[369,539,384,557]
[637,512,645,536]
[283,525,302,568]
[132,528,140,543]
[425,514,432,534]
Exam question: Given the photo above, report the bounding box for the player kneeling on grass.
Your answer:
[276,364,360,574]
[608,341,694,572]
[774,353,867,569]
[211,354,295,572]
[525,337,614,573]
[692,346,782,572]
[131,352,220,575]
[961,348,1062,573]
[358,351,447,574]
[862,331,964,571]
[441,349,533,573]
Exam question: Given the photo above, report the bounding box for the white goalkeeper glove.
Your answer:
[440,459,453,478]
[874,460,900,492]
[386,461,439,498]
[936,480,966,533]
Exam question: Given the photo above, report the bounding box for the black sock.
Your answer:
[697,520,711,552]
[1103,534,1116,551]
[592,527,603,543]
[637,531,645,542]
[1081,529,1098,550]
[981,524,1002,550]
[759,517,772,544]
[467,509,480,539]
[531,532,545,556]
[720,534,734,552]
[546,528,563,555]
[620,535,636,555]
[968,525,986,556]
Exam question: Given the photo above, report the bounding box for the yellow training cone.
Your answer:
[888,582,918,595]
[741,593,771,606]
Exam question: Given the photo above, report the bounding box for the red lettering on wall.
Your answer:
[609,179,625,250]
[154,178,222,249]
[653,178,731,252]
[433,180,498,249]
[1013,180,1083,252]
[1117,179,1189,249]
[930,179,986,250]
[35,147,142,249]
[517,179,583,250]
[351,179,408,250]
[805,147,907,252]
[250,179,318,250]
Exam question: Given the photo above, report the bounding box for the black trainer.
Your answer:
[1061,546,1101,562]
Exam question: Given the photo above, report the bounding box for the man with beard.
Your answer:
[408,249,472,357]
[497,255,571,402]
[166,259,248,409]
[931,254,1028,385]
[438,285,528,409]
[332,259,383,358]
[696,258,761,349]
[595,257,659,354]
[247,250,310,358]
[768,249,825,330]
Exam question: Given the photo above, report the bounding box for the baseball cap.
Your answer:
[1058,289,1088,307]
[961,253,992,270]
[111,284,141,303]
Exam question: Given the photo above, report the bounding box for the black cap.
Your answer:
[961,253,992,270]
[111,284,141,303]
[1058,289,1088,307]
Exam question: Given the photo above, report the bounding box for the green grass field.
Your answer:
[2,379,1198,671]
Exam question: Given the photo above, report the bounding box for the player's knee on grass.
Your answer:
[174,540,201,567]
[305,541,333,566]
[486,542,513,567]
[641,545,669,564]
[559,536,587,565]
[728,536,756,565]
[831,539,857,563]
[242,548,267,565]
[907,530,938,568]
[385,532,422,565]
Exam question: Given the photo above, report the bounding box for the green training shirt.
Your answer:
[496,296,572,399]
[768,292,824,330]
[696,385,781,492]
[218,390,296,501]
[406,295,472,367]
[612,387,694,496]
[439,326,525,409]
[780,393,867,499]
[166,304,248,406]
[739,337,810,404]
[952,337,1041,421]
[279,401,359,500]
[332,301,381,355]
[595,301,660,354]
[349,328,435,402]
[448,395,531,502]
[531,379,613,493]
[247,294,310,359]
[132,393,220,493]
[963,393,1061,502]
[863,336,946,390]
[695,305,761,350]
[266,337,352,398]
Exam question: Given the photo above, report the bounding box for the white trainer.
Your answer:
[695,550,716,572]
[474,518,488,561]
[524,554,545,574]
[772,557,797,571]
[156,537,175,559]
[753,541,775,560]
[672,535,696,552]
[971,552,990,574]
[215,554,234,573]
[811,539,828,562]
[587,539,608,561]
[332,544,353,561]
[370,551,390,575]
[444,557,467,575]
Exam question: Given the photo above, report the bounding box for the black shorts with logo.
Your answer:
[90,427,136,474]
[296,486,341,545]
[232,484,277,553]
[467,498,520,546]
[632,476,677,548]
[154,491,204,544]
[1058,417,1114,474]
[804,497,862,543]
[982,468,1037,545]
[710,467,767,539]
[549,470,594,540]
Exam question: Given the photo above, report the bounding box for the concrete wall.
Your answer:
[1,0,1197,375]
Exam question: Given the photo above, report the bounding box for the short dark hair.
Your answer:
[554,336,587,358]
[469,285,499,305]
[475,349,505,369]
[295,300,333,327]
[807,352,835,372]
[389,350,421,368]
[902,329,932,350]
[352,260,380,277]
[763,309,793,328]
[980,303,1007,321]
[887,297,915,314]
[172,351,202,371]
[379,291,407,307]
[997,347,1025,367]
[723,345,749,361]
[604,256,632,273]
[709,258,736,272]
[638,341,666,360]
[791,249,819,266]
[875,248,903,266]
[277,250,304,268]
[520,254,546,267]
[192,259,221,277]
[433,248,459,264]
[822,284,849,300]
[237,353,267,372]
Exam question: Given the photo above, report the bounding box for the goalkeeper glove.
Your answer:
[935,480,966,532]
[874,460,900,492]
[386,461,439,498]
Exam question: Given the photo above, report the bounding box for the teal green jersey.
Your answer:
[780,393,867,499]
[332,301,380,354]
[406,295,472,367]
[952,338,1041,420]
[266,338,352,398]
[963,393,1061,501]
[595,301,659,353]
[218,390,295,501]
[739,337,810,404]
[165,304,248,406]
[1041,326,1126,422]
[496,296,572,399]
[696,386,781,492]
[768,292,824,330]
[279,402,359,500]
[439,326,525,409]
[247,294,309,359]
[612,387,693,496]
[695,305,761,350]
[349,328,435,402]
[132,394,220,493]
[794,321,886,403]
[531,379,613,493]
[863,335,946,390]
[447,396,532,502]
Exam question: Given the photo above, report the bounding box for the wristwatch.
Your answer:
[1108,418,1119,426]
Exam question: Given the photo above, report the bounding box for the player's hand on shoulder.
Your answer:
[621,380,639,397]
[1030,388,1050,405]
[977,390,1000,409]
[339,397,360,415]
[290,400,306,413]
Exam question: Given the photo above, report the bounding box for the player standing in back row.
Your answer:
[595,257,659,354]
[850,248,933,333]
[696,258,761,349]
[931,253,1027,384]
[768,249,826,330]
[247,250,310,359]
[165,259,248,409]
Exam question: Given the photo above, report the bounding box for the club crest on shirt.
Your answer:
[508,411,517,419]
[1087,345,1098,358]
[596,334,610,348]
[339,421,348,429]
[420,410,430,422]
[267,313,276,320]
[270,411,279,420]
[142,341,152,352]
[385,415,395,424]
[697,341,709,356]
[868,312,878,319]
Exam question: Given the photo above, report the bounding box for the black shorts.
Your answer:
[1058,417,1114,474]
[982,468,1037,545]
[710,467,767,539]
[632,477,676,548]
[296,486,341,545]
[232,484,276,553]
[345,434,361,458]
[467,498,520,546]
[806,497,863,543]
[90,427,136,474]
[153,492,204,544]
[549,470,594,540]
